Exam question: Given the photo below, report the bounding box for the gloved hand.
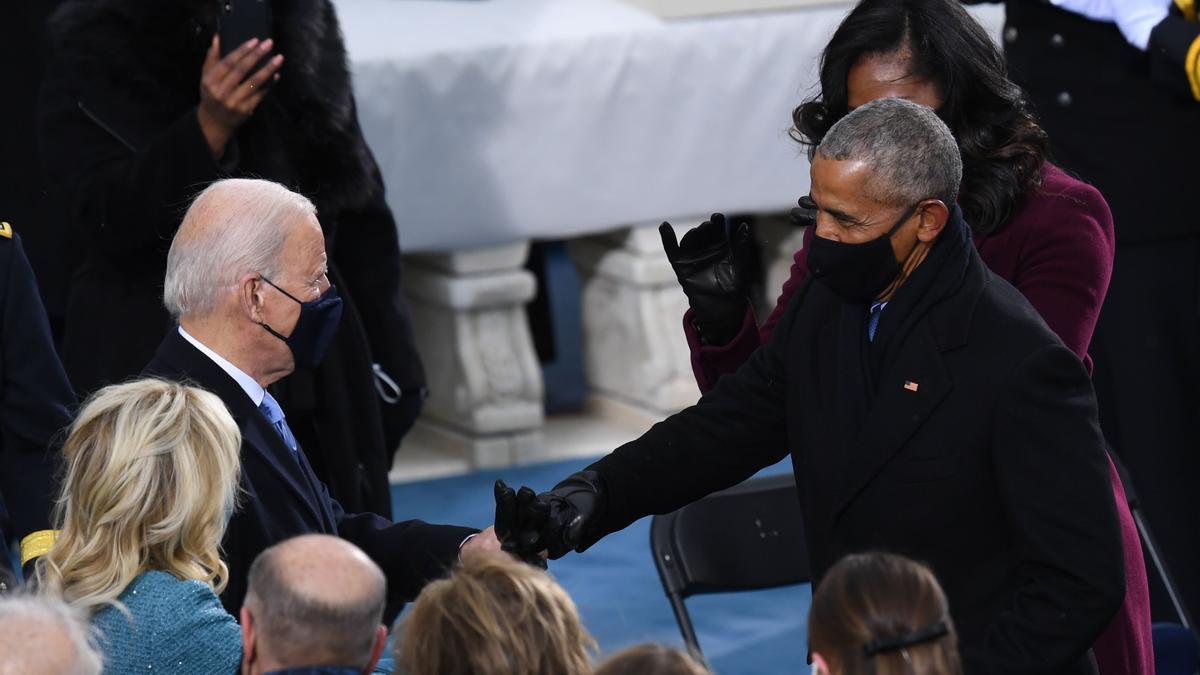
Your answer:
[790,196,817,229]
[659,213,754,346]
[1048,0,1170,49]
[494,472,605,562]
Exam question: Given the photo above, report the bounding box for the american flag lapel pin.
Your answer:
[903,380,919,393]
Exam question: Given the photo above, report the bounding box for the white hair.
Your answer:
[163,179,317,320]
[0,593,103,675]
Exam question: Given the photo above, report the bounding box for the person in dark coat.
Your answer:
[0,224,76,589]
[139,178,503,619]
[496,99,1125,674]
[660,2,1151,673]
[36,0,424,518]
[967,0,1200,625]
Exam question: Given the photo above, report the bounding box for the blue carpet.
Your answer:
[391,456,810,674]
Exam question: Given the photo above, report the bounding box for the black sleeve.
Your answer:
[1148,10,1200,101]
[38,62,229,259]
[579,299,797,548]
[971,344,1125,672]
[328,487,475,604]
[0,234,76,538]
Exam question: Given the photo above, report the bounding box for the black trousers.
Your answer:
[1091,235,1200,622]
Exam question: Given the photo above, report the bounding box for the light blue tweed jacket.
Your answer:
[91,570,241,674]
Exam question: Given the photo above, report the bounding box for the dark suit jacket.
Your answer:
[585,222,1124,674]
[143,330,473,616]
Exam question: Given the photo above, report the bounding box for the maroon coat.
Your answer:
[683,164,1153,675]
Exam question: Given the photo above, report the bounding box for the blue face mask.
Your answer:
[258,276,344,370]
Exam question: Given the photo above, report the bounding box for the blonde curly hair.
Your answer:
[37,378,241,616]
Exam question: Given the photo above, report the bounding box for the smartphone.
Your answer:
[217,0,273,58]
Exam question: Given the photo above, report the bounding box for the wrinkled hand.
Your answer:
[197,36,284,158]
[659,213,754,345]
[494,477,598,563]
[458,526,515,566]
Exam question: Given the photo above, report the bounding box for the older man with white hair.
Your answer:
[142,178,504,620]
[0,594,102,675]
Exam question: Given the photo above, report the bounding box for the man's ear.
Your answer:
[812,651,830,675]
[238,273,267,324]
[915,199,950,244]
[363,625,388,675]
[240,606,256,675]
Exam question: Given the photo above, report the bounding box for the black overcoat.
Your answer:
[36,0,422,515]
[143,329,474,618]
[583,218,1125,674]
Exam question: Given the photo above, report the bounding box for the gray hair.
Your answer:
[245,536,386,670]
[0,593,103,675]
[163,179,316,320]
[815,97,962,208]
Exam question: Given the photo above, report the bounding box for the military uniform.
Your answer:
[984,0,1200,623]
[0,223,75,589]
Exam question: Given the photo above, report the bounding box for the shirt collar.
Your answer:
[177,326,266,407]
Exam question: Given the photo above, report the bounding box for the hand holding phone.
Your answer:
[197,35,283,159]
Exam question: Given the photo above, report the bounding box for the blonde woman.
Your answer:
[396,557,595,675]
[37,378,243,673]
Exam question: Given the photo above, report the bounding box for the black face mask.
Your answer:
[259,276,344,370]
[805,199,922,302]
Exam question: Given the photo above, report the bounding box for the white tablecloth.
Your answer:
[339,0,1003,252]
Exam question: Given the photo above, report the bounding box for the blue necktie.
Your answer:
[867,304,883,342]
[259,392,298,452]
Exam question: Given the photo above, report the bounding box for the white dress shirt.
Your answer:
[178,327,266,407]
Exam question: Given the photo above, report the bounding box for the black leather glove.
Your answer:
[659,213,754,346]
[790,196,817,229]
[494,472,605,561]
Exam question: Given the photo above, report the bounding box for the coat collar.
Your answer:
[825,239,989,517]
[144,329,328,526]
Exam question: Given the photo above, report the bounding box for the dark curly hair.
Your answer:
[792,0,1047,236]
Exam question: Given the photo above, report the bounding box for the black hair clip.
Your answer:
[863,621,949,657]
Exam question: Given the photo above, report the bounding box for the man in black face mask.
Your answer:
[140,178,508,619]
[495,98,1125,674]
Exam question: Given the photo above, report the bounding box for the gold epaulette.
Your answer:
[20,530,59,566]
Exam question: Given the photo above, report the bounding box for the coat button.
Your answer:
[1004,26,1018,43]
[1057,91,1073,107]
[1050,33,1065,48]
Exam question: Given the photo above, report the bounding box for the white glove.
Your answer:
[1111,0,1172,50]
[1049,0,1171,50]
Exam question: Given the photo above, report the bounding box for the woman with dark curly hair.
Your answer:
[661,1,1150,673]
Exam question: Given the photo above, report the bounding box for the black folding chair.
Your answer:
[649,473,811,665]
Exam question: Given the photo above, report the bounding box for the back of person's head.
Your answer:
[0,593,103,675]
[792,0,1046,235]
[816,97,962,211]
[397,557,595,675]
[809,553,962,675]
[164,177,316,321]
[241,534,387,674]
[594,644,709,675]
[37,379,242,615]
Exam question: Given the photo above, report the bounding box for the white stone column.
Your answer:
[569,223,701,416]
[402,243,544,469]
